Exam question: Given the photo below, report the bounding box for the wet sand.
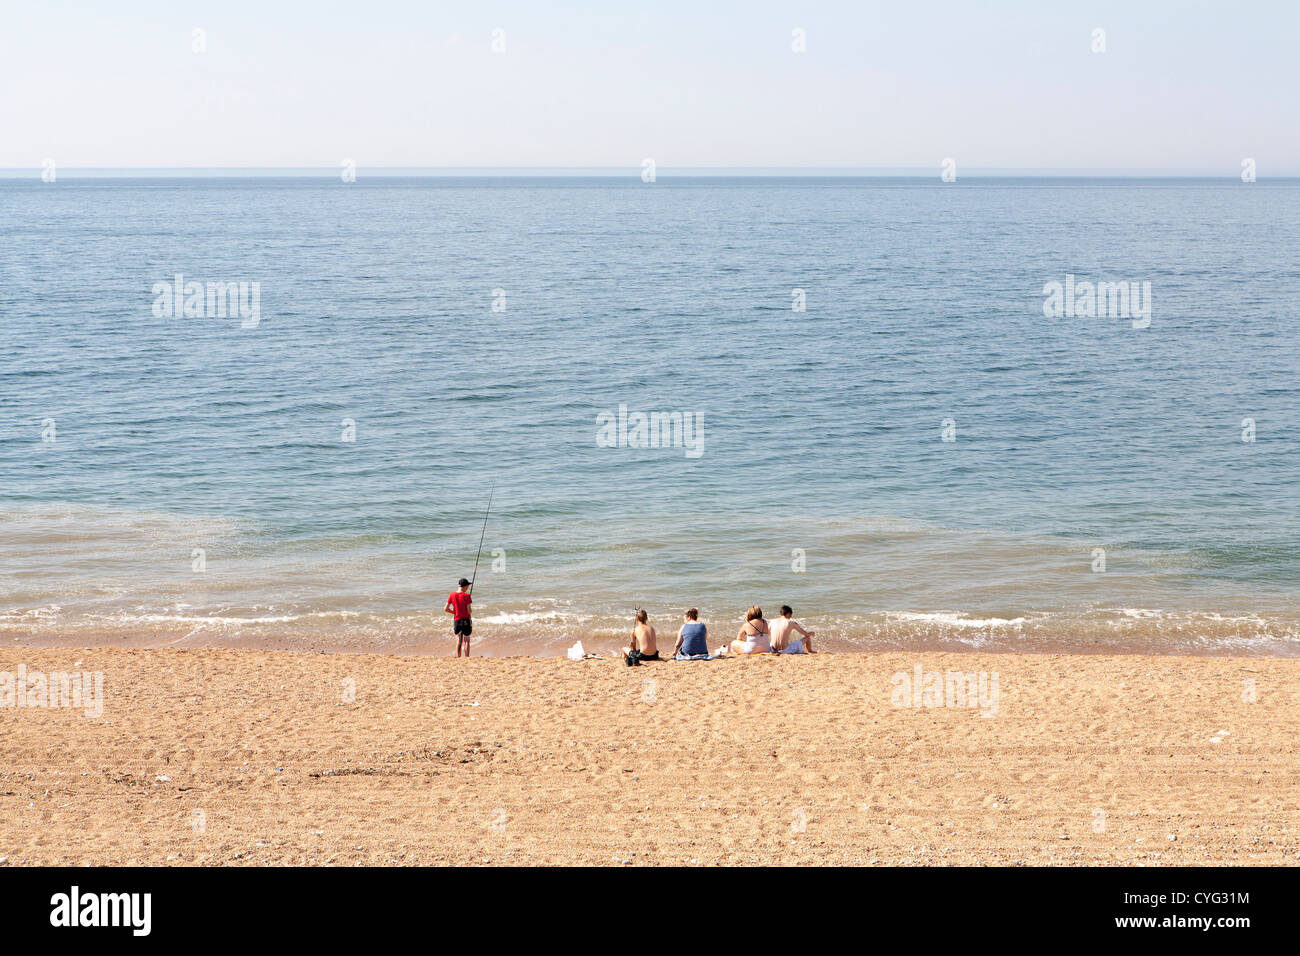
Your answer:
[0,647,1296,865]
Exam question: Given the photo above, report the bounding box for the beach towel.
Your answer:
[674,652,715,661]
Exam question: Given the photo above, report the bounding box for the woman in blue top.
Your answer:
[672,608,709,658]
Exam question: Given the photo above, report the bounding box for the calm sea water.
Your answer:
[2,176,1298,655]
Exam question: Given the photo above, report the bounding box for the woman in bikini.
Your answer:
[729,605,772,655]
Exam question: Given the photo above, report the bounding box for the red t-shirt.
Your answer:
[447,591,472,620]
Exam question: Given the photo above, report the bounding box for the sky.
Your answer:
[2,0,1297,173]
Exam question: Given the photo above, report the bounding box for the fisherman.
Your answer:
[444,577,474,657]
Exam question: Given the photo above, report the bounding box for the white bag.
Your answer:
[566,640,586,661]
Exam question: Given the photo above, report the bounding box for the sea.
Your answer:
[2,174,1298,655]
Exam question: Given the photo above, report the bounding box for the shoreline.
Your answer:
[5,640,1300,660]
[2,646,1296,865]
[5,628,1299,659]
[6,607,1300,660]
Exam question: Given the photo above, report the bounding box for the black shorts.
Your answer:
[454,618,472,637]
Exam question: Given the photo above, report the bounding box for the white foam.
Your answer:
[887,611,1026,629]
[480,609,590,625]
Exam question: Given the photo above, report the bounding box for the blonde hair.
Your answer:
[746,606,763,622]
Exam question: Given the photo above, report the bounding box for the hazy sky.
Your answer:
[3,0,1297,172]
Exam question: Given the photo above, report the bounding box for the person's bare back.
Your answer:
[620,609,660,659]
[771,605,816,654]
[631,622,657,655]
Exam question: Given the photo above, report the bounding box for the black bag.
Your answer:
[625,650,642,667]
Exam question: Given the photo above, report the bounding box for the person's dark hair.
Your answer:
[781,605,793,617]
[635,609,648,624]
[685,608,698,620]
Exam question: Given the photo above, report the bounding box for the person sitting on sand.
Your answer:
[770,605,816,654]
[672,608,710,659]
[621,609,660,661]
[729,606,772,655]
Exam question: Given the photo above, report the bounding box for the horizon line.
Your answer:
[2,165,1295,180]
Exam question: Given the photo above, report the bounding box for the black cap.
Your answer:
[458,578,471,587]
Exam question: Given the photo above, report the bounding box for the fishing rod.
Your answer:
[468,482,494,595]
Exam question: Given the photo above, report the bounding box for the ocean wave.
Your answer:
[3,604,1298,658]
[886,612,1028,629]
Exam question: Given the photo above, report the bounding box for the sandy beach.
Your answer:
[1,647,1296,866]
